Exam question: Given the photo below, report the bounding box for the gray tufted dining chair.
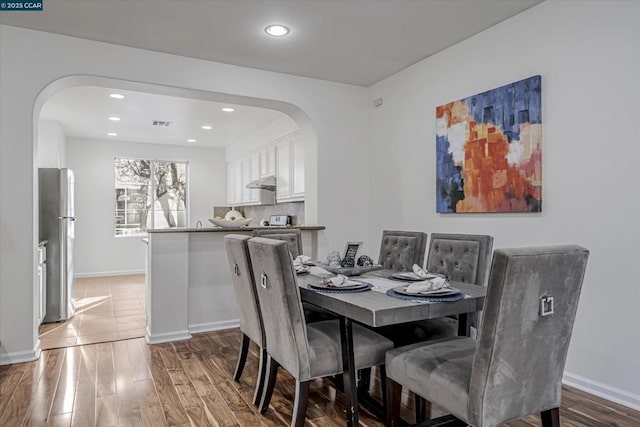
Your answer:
[422,233,494,335]
[253,228,334,323]
[247,237,394,427]
[377,233,493,346]
[224,234,267,406]
[385,245,589,427]
[378,230,428,271]
[253,228,303,258]
[375,233,493,419]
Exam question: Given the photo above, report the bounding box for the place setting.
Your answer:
[293,255,314,275]
[388,263,447,281]
[307,274,373,293]
[386,264,465,302]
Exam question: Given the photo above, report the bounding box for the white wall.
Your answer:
[66,137,226,276]
[368,0,640,407]
[37,119,66,168]
[0,24,370,364]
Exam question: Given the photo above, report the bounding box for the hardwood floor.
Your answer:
[1,329,638,426]
[38,275,146,350]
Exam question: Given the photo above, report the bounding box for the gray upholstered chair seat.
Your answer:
[386,336,475,421]
[307,320,394,379]
[375,316,458,347]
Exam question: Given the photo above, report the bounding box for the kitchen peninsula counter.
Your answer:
[148,225,325,233]
[144,225,325,344]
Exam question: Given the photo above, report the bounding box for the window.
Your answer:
[115,158,188,236]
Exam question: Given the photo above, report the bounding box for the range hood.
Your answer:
[246,175,276,191]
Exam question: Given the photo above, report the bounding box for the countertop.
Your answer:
[147,225,325,233]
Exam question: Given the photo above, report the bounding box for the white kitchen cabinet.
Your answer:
[241,158,252,203]
[226,161,244,206]
[227,154,262,206]
[245,154,260,203]
[292,138,305,200]
[226,162,235,205]
[227,134,303,206]
[259,145,277,178]
[276,141,291,201]
[276,137,305,202]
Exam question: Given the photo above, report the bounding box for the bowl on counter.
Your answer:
[208,218,253,228]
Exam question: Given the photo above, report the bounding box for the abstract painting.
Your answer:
[436,75,542,213]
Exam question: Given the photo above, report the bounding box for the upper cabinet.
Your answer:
[259,145,276,178]
[276,135,305,203]
[226,132,305,206]
[226,161,243,206]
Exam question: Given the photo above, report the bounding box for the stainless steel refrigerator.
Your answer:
[39,168,76,323]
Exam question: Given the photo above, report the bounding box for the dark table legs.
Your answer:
[339,316,359,426]
[458,312,470,337]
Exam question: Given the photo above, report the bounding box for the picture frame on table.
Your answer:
[341,241,363,267]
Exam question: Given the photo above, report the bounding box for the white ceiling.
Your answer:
[1,0,542,87]
[15,0,543,148]
[40,86,293,147]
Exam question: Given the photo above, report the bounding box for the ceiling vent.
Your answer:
[152,120,172,126]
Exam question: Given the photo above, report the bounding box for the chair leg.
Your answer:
[415,395,432,422]
[253,347,268,406]
[233,333,250,381]
[292,380,310,427]
[540,407,560,427]
[358,367,372,394]
[386,377,402,427]
[259,354,279,414]
[379,365,388,410]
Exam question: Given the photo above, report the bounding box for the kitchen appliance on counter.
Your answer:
[39,168,76,323]
[269,215,292,226]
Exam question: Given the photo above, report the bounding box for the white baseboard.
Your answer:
[563,371,640,411]
[0,340,41,366]
[75,269,145,278]
[145,327,191,344]
[189,319,239,334]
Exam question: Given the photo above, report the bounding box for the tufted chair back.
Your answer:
[247,237,313,380]
[468,245,589,426]
[224,234,264,347]
[378,230,428,271]
[253,228,303,259]
[426,233,494,286]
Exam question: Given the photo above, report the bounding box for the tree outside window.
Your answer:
[115,158,187,236]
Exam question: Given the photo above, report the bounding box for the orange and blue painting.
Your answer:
[436,75,542,213]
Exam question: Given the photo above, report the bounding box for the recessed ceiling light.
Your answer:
[109,93,124,99]
[107,132,118,136]
[201,125,213,130]
[265,24,290,37]
[108,116,121,121]
[187,139,196,143]
[221,107,235,112]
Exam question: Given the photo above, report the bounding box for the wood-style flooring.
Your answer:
[39,275,146,350]
[2,329,639,426]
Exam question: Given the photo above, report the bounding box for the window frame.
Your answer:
[114,156,190,237]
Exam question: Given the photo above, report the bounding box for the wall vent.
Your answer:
[152,120,172,126]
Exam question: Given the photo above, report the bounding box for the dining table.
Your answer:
[296,267,487,427]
